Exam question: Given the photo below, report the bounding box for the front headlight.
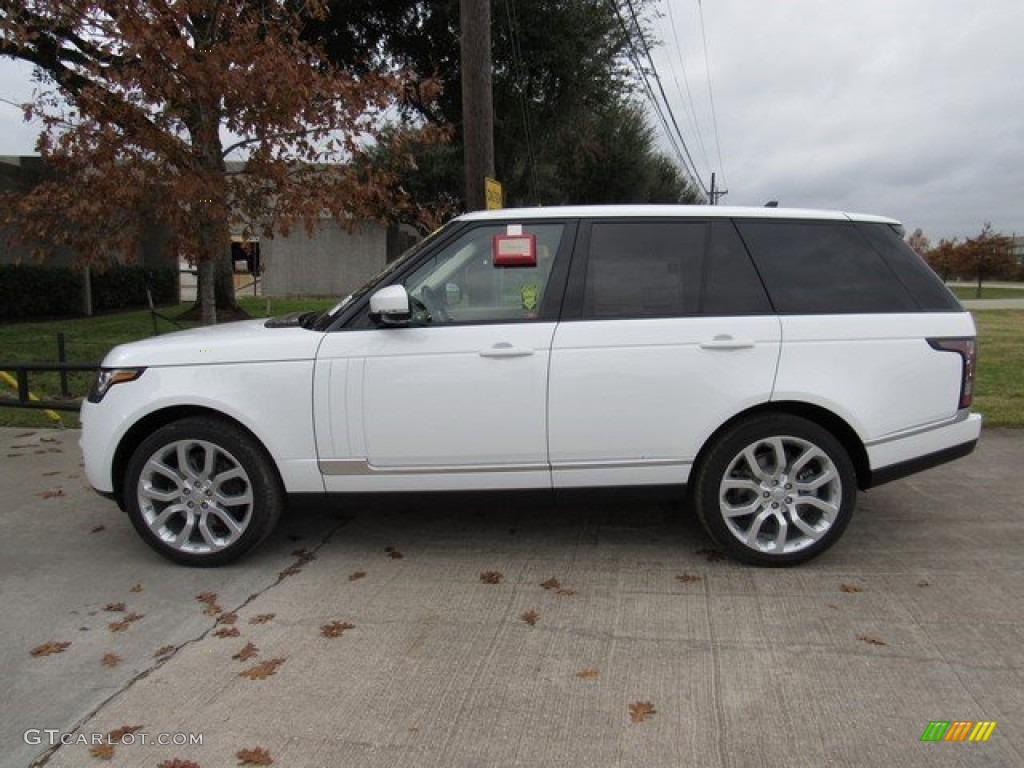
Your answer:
[88,368,146,403]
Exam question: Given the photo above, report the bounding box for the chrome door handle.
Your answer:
[699,335,755,350]
[479,342,534,358]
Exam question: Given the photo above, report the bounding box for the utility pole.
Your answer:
[709,172,728,205]
[460,0,495,211]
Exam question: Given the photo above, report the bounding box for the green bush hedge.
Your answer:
[0,264,178,322]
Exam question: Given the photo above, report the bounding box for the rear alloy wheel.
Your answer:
[124,417,284,566]
[694,414,856,566]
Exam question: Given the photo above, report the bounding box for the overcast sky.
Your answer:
[652,0,1024,240]
[1,0,1021,241]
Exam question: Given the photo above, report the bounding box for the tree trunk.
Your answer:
[198,258,217,326]
[184,13,242,325]
[215,245,237,310]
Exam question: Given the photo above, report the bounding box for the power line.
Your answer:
[662,0,712,177]
[613,0,709,199]
[502,0,540,205]
[697,0,727,193]
[608,0,694,188]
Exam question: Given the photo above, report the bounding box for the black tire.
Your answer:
[124,417,284,566]
[693,414,856,566]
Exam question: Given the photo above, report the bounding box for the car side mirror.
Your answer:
[369,285,411,327]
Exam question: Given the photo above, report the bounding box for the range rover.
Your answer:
[81,206,981,566]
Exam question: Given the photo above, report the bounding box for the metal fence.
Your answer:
[0,361,99,412]
[1,332,100,413]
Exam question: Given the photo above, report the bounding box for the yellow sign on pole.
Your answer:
[485,177,503,210]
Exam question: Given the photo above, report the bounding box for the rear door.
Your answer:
[547,218,781,488]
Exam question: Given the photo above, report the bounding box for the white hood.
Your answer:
[102,319,324,368]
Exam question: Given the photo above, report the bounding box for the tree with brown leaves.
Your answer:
[0,1,444,323]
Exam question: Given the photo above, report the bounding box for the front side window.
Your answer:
[403,223,565,325]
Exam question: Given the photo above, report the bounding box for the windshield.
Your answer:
[310,222,453,331]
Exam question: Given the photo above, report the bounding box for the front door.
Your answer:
[314,220,572,492]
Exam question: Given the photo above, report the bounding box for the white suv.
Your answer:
[81,206,981,566]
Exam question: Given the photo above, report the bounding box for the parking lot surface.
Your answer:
[1,426,1021,768]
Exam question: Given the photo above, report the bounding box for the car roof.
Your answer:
[457,204,900,226]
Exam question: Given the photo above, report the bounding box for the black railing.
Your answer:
[0,362,100,412]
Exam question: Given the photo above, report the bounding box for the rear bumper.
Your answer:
[864,412,982,488]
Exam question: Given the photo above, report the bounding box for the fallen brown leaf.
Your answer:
[385,546,404,559]
[218,612,238,625]
[555,588,577,597]
[90,524,106,534]
[214,627,241,639]
[108,612,144,632]
[629,701,657,723]
[840,583,864,594]
[858,634,887,646]
[43,470,61,476]
[321,620,356,638]
[89,743,115,760]
[239,658,285,680]
[101,653,121,668]
[154,645,176,658]
[520,610,540,626]
[676,572,702,583]
[539,577,561,591]
[129,583,143,593]
[31,640,71,657]
[917,579,930,588]
[233,642,259,661]
[826,603,839,610]
[236,746,274,765]
[576,668,600,680]
[291,548,316,563]
[104,602,126,612]
[479,571,504,584]
[157,760,201,768]
[39,489,65,499]
[277,564,303,580]
[348,571,367,581]
[248,614,275,625]
[14,431,34,438]
[196,591,222,614]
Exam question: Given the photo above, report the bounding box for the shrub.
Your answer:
[0,264,177,321]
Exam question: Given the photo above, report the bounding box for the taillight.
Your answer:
[927,338,976,409]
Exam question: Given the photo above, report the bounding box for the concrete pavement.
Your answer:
[2,427,1022,767]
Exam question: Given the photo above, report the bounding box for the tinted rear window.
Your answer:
[855,222,962,311]
[735,219,918,314]
[583,221,704,318]
[580,220,771,319]
[703,221,772,315]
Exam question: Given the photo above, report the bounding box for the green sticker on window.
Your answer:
[521,284,539,310]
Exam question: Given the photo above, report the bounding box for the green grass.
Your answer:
[2,304,1022,429]
[972,310,1024,426]
[0,298,334,428]
[949,285,1024,300]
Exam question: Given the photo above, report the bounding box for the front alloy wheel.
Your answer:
[125,418,283,566]
[695,415,856,566]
